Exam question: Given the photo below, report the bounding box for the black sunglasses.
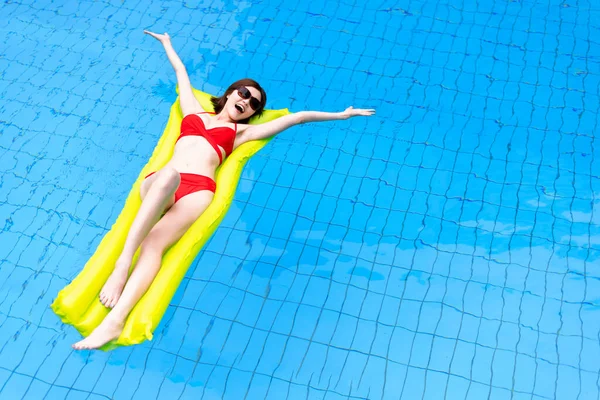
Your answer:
[237,86,261,111]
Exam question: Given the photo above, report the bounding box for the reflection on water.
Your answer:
[1,0,598,398]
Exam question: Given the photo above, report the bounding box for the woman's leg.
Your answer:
[99,168,179,308]
[73,190,214,350]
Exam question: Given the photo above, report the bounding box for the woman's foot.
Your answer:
[72,315,124,350]
[99,260,130,308]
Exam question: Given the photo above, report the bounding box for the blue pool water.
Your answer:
[1,0,599,399]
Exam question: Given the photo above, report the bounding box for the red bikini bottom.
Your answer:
[145,171,216,203]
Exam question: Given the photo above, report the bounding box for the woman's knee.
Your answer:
[139,234,168,255]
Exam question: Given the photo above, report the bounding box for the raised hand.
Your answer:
[342,106,376,119]
[144,30,171,44]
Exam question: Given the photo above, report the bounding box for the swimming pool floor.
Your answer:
[0,0,599,399]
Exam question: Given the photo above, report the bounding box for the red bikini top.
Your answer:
[178,112,237,164]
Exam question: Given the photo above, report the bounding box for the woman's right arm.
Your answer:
[144,30,204,116]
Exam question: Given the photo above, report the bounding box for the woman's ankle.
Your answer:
[104,310,127,326]
[114,256,133,272]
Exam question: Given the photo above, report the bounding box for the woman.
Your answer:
[72,31,375,349]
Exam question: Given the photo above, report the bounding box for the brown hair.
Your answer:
[210,78,267,123]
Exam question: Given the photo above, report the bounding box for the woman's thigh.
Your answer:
[140,168,178,206]
[141,190,214,252]
[140,174,157,200]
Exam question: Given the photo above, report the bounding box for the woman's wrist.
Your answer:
[302,111,348,123]
[298,110,357,124]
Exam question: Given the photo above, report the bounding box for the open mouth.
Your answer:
[234,104,245,113]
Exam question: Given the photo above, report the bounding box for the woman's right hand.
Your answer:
[144,30,171,44]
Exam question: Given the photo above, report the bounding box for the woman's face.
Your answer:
[225,86,262,121]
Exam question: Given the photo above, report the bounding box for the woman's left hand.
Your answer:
[342,106,376,119]
[144,30,171,44]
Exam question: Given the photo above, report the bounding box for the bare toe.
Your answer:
[71,316,124,350]
[98,267,129,308]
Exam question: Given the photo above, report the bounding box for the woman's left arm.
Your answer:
[237,107,375,144]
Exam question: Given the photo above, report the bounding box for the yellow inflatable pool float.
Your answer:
[51,87,290,349]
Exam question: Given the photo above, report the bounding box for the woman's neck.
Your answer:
[214,110,234,123]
